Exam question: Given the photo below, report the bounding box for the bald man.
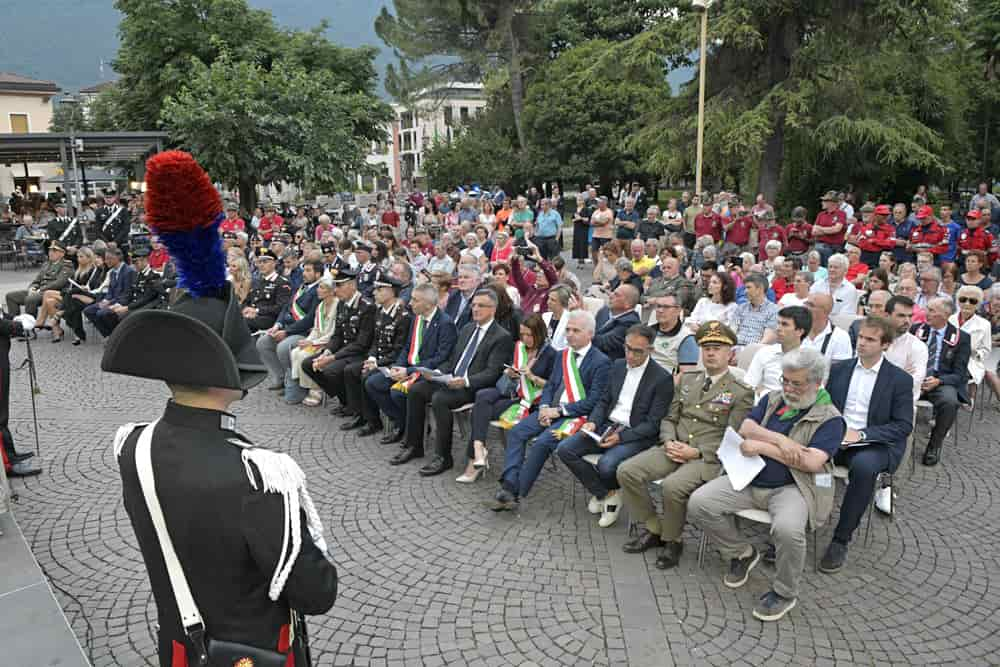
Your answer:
[802,293,853,361]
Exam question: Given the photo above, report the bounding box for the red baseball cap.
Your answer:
[966,209,982,220]
[916,205,934,219]
[873,204,892,216]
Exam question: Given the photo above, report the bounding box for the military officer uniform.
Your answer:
[354,242,382,299]
[300,269,376,412]
[341,277,413,436]
[617,321,754,567]
[5,242,73,316]
[46,210,84,251]
[103,149,337,667]
[95,191,132,249]
[246,248,293,331]
[124,249,165,313]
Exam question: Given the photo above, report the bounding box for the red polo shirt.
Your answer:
[725,214,753,246]
[756,223,787,261]
[813,209,847,246]
[694,211,723,242]
[785,221,812,254]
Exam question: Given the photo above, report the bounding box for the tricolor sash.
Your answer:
[407,316,425,365]
[498,343,542,428]
[290,284,308,320]
[391,372,421,394]
[553,349,587,438]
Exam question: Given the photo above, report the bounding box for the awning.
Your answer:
[0,132,167,165]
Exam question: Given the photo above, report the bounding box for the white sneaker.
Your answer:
[874,487,892,514]
[588,495,604,514]
[598,500,620,528]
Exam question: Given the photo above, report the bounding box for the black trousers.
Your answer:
[404,379,475,460]
[924,384,960,450]
[62,295,92,340]
[343,361,381,427]
[0,364,18,464]
[465,387,517,460]
[300,353,363,408]
[832,445,891,544]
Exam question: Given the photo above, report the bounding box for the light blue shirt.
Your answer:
[929,326,946,372]
[535,209,562,238]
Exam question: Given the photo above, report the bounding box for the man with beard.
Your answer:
[688,347,845,623]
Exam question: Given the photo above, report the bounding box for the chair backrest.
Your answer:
[582,296,605,316]
[737,343,765,371]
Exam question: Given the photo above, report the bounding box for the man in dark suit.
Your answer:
[557,324,673,528]
[493,310,611,510]
[369,284,457,445]
[910,296,971,465]
[820,317,913,573]
[394,288,512,476]
[83,247,136,337]
[299,268,375,413]
[443,265,482,331]
[593,284,641,359]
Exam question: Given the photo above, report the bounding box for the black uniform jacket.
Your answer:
[117,401,338,666]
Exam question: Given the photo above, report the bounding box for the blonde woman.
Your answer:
[293,276,339,407]
[227,255,253,305]
[58,247,105,345]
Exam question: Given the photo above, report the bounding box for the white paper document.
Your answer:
[717,426,765,491]
[429,373,457,384]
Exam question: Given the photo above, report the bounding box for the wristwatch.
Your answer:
[858,430,867,442]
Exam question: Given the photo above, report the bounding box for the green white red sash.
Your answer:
[407,316,425,365]
[553,348,587,438]
[391,372,420,394]
[290,284,308,320]
[498,342,542,428]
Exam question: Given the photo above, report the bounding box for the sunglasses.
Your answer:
[958,297,980,304]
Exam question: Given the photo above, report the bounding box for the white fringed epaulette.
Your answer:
[241,448,328,602]
[113,422,149,459]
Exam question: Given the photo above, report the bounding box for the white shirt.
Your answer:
[810,279,859,315]
[558,343,591,407]
[458,319,493,385]
[886,331,927,405]
[686,297,737,331]
[843,356,883,430]
[803,321,854,362]
[610,358,651,426]
[744,343,785,400]
[543,310,569,351]
[777,293,808,308]
[949,312,991,384]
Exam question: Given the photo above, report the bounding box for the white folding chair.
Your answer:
[697,508,819,572]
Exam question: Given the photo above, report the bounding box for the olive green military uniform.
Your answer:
[616,322,754,543]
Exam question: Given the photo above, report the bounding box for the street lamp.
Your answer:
[59,94,83,205]
[692,0,714,198]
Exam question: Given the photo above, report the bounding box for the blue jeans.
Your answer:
[556,432,655,499]
[364,372,407,428]
[501,412,564,498]
[814,242,842,267]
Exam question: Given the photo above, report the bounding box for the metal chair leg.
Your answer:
[697,531,707,568]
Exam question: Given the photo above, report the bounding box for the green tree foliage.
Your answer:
[521,39,665,189]
[422,126,517,191]
[161,55,391,210]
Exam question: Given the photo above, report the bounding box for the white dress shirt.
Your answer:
[810,279,859,315]
[803,321,854,362]
[610,358,650,426]
[558,343,591,407]
[744,343,785,400]
[843,356,883,430]
[949,313,991,384]
[886,332,928,405]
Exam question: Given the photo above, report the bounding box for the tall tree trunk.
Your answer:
[756,16,798,202]
[503,2,527,152]
[239,177,257,214]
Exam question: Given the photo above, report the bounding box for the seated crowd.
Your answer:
[5,182,998,622]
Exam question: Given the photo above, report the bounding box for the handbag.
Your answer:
[133,420,292,667]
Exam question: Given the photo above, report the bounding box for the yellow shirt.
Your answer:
[632,256,656,275]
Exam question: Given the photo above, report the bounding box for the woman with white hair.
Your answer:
[983,284,1000,403]
[806,250,827,283]
[949,285,991,388]
[293,275,339,407]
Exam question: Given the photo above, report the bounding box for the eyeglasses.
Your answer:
[781,376,812,390]
[958,297,980,304]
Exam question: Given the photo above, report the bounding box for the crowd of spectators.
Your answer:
[4,178,1000,623]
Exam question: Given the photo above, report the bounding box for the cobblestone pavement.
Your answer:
[4,304,1000,665]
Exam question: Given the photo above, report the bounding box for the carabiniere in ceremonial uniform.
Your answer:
[95,189,131,249]
[246,247,293,331]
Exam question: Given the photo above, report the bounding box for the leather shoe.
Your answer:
[922,446,941,466]
[358,424,380,437]
[655,541,684,569]
[380,427,405,445]
[622,529,665,554]
[340,416,366,431]
[10,452,34,463]
[418,456,453,477]
[330,405,352,417]
[390,447,422,465]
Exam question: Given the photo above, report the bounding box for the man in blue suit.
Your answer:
[443,265,482,331]
[84,247,136,337]
[820,316,913,573]
[493,310,611,510]
[593,284,641,360]
[557,324,674,528]
[366,283,457,446]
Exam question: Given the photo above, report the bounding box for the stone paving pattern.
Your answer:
[3,291,1000,665]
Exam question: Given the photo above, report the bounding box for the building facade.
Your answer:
[0,72,61,197]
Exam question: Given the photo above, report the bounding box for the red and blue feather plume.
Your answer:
[143,150,227,298]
